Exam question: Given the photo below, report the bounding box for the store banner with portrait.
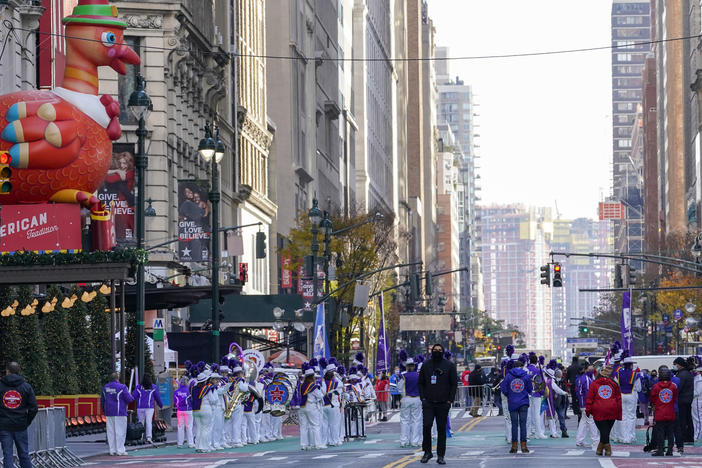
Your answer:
[178,180,211,262]
[97,143,135,247]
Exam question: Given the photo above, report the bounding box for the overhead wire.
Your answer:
[2,22,700,62]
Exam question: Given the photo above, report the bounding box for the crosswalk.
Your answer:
[386,408,470,423]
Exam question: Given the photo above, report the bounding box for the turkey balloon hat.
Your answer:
[0,0,139,250]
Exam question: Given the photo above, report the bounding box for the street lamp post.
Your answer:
[198,122,225,362]
[273,307,306,364]
[128,74,152,379]
[308,198,322,302]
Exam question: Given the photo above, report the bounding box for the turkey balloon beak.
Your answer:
[110,46,140,75]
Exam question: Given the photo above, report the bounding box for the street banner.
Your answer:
[0,203,81,253]
[621,291,634,355]
[281,255,293,288]
[313,303,330,359]
[376,295,390,374]
[177,180,211,262]
[97,143,135,247]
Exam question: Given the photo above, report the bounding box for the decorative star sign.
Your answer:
[269,385,285,403]
[304,302,311,310]
[181,247,191,257]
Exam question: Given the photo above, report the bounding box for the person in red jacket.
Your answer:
[375,374,390,421]
[650,366,678,456]
[586,366,622,456]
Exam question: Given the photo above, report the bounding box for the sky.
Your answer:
[428,0,614,220]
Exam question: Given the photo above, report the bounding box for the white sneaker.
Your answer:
[315,445,328,450]
[117,452,128,456]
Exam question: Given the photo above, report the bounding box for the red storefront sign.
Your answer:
[0,203,81,253]
[598,202,626,220]
[281,255,292,288]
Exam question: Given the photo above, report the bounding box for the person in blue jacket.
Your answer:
[501,354,533,454]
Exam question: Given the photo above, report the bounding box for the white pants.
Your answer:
[271,414,283,439]
[212,406,225,448]
[106,416,127,455]
[618,393,637,443]
[176,410,194,447]
[226,405,244,445]
[193,406,213,451]
[527,396,546,438]
[299,405,323,448]
[137,408,154,440]
[260,412,272,441]
[323,405,342,445]
[244,411,259,443]
[576,413,599,447]
[694,397,702,440]
[547,416,559,437]
[400,396,422,446]
[502,394,511,442]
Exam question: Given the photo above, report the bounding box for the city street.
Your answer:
[77,410,702,467]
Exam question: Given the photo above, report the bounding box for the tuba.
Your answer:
[224,359,257,419]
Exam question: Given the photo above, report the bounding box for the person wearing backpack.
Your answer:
[638,369,652,426]
[650,366,678,456]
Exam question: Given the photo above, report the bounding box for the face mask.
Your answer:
[432,350,443,361]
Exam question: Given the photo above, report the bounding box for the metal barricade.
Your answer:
[454,384,500,416]
[344,402,366,440]
[24,407,86,468]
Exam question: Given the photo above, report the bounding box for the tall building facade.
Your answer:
[611,0,650,264]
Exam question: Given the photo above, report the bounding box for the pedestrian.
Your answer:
[575,365,599,448]
[638,368,652,426]
[551,368,569,438]
[0,362,38,467]
[526,353,547,439]
[375,373,390,421]
[131,373,163,444]
[390,368,402,409]
[585,365,622,456]
[500,346,515,442]
[100,371,134,457]
[673,357,694,445]
[693,361,702,440]
[468,364,483,417]
[173,376,194,448]
[460,367,471,408]
[418,343,458,465]
[398,352,422,448]
[500,353,532,454]
[566,356,582,421]
[670,366,684,454]
[650,366,677,456]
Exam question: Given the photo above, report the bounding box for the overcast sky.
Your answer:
[428,0,613,220]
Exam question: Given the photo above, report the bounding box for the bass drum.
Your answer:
[265,372,295,417]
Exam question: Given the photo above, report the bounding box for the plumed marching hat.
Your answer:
[62,0,128,29]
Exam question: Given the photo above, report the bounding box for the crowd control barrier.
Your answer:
[23,407,86,467]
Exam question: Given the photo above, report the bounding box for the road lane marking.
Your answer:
[361,453,384,458]
[364,439,382,444]
[390,413,401,423]
[252,451,274,457]
[461,451,484,456]
[203,460,238,468]
[565,450,585,456]
[450,409,461,418]
[611,451,630,457]
[267,457,288,460]
[313,454,337,459]
[598,460,617,468]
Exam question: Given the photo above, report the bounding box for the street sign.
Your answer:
[566,337,598,349]
[153,318,164,341]
[662,313,670,324]
[674,309,683,321]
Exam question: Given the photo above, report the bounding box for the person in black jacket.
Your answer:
[0,362,38,468]
[418,344,458,465]
[468,364,484,417]
[566,356,582,421]
[674,357,694,444]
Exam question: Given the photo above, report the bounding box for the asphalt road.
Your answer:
[76,409,702,467]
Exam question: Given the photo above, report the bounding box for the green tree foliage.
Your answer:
[87,293,112,385]
[41,286,78,395]
[125,311,154,385]
[0,286,19,370]
[15,286,53,395]
[67,288,100,393]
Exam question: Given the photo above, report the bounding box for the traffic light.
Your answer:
[0,151,11,194]
[552,263,563,287]
[425,273,433,296]
[409,273,420,302]
[255,231,267,259]
[486,327,492,337]
[614,264,623,288]
[622,264,636,288]
[580,323,589,334]
[540,264,550,287]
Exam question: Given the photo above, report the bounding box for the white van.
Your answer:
[592,355,690,372]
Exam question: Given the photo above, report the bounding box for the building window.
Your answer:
[118,37,141,125]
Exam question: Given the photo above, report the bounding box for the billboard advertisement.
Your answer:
[178,180,211,262]
[0,203,81,253]
[97,143,135,247]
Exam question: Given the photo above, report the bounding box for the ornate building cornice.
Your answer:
[241,115,273,151]
[123,14,163,29]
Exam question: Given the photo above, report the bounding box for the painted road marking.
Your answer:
[461,451,484,456]
[450,409,461,418]
[116,462,142,465]
[390,413,401,423]
[364,439,382,444]
[313,454,338,459]
[361,453,384,458]
[203,460,238,468]
[565,450,585,456]
[267,457,288,460]
[611,451,630,457]
[252,451,274,457]
[598,460,616,468]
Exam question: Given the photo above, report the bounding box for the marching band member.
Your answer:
[259,363,274,442]
[227,359,248,448]
[101,372,134,457]
[207,370,224,451]
[243,380,261,444]
[132,373,163,444]
[608,343,624,443]
[499,347,514,443]
[526,353,547,439]
[613,353,639,444]
[299,362,325,450]
[543,366,567,438]
[213,362,231,449]
[398,351,422,447]
[191,368,216,453]
[174,376,194,448]
[337,365,347,443]
[576,365,599,449]
[321,358,343,446]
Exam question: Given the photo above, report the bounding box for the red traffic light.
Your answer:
[554,264,561,272]
[0,152,9,165]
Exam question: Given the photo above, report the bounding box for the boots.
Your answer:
[561,430,569,438]
[520,441,529,453]
[596,443,604,455]
[604,444,612,456]
[509,442,518,453]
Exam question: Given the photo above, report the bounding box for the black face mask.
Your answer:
[432,350,443,361]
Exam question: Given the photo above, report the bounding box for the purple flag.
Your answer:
[621,291,634,355]
[376,296,390,374]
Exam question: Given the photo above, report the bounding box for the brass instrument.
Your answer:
[224,358,259,419]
